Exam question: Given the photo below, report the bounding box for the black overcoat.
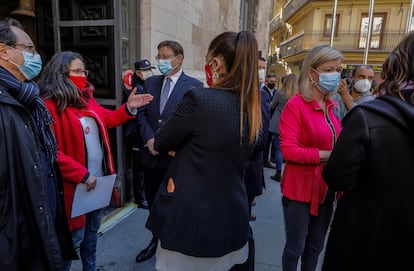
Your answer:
[0,86,77,270]
[322,95,414,271]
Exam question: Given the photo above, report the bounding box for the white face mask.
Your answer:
[354,79,371,93]
[258,69,265,82]
[141,70,153,80]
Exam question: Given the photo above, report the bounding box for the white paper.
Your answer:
[71,174,117,218]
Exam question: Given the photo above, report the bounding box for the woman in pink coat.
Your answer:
[279,45,343,271]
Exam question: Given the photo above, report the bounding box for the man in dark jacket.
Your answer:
[0,18,77,270]
[134,40,203,263]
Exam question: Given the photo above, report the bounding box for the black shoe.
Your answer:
[270,171,281,182]
[137,200,149,209]
[264,161,276,169]
[135,241,157,262]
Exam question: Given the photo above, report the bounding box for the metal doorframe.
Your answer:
[50,0,127,205]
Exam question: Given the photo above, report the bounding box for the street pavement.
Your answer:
[70,167,324,271]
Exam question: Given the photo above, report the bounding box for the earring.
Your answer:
[213,70,219,82]
[309,77,316,85]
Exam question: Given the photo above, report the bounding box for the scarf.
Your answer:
[78,82,94,105]
[0,66,57,163]
[399,81,414,104]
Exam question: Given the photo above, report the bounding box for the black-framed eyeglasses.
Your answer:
[69,69,89,76]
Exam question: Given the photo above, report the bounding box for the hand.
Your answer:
[127,88,153,110]
[85,175,97,192]
[337,79,349,96]
[168,151,175,157]
[319,150,332,162]
[337,79,353,110]
[147,138,159,156]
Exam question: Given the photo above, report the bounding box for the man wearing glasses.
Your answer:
[135,40,203,263]
[0,18,77,269]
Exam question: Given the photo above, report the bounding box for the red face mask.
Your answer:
[204,63,213,87]
[70,75,88,90]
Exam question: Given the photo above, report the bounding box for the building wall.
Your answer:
[138,0,274,83]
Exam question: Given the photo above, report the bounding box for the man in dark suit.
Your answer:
[135,40,203,263]
[262,73,277,169]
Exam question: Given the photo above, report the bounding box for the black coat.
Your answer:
[0,86,77,270]
[245,88,270,200]
[322,95,414,271]
[147,87,252,257]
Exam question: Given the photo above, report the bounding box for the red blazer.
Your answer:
[279,93,342,216]
[44,97,134,231]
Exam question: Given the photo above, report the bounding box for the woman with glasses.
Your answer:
[37,51,153,271]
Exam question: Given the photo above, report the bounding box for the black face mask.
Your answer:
[267,83,275,89]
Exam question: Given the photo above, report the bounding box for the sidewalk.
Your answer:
[70,168,324,271]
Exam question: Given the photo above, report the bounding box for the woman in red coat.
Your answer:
[38,51,153,271]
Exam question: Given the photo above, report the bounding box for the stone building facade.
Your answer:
[1,0,274,204]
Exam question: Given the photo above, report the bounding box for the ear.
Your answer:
[308,68,317,82]
[0,44,9,61]
[176,53,184,64]
[211,57,222,72]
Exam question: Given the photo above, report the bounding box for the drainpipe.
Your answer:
[330,0,338,47]
[363,0,375,65]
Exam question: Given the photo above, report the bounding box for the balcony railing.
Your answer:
[283,0,310,21]
[269,14,281,33]
[278,31,407,59]
[268,53,279,65]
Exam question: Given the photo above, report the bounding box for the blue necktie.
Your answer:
[159,77,171,113]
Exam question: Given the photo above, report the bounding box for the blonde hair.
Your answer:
[298,45,343,101]
[280,73,298,100]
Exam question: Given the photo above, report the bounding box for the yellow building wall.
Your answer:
[269,0,412,81]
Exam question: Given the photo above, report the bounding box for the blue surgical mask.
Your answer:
[313,70,340,93]
[158,59,174,75]
[10,50,42,80]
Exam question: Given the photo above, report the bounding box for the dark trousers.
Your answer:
[263,132,275,162]
[281,196,334,271]
[143,166,167,243]
[131,150,145,203]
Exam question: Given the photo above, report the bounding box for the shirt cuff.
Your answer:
[125,104,137,116]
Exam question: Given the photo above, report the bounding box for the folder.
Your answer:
[71,174,117,218]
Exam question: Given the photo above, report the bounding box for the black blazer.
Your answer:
[322,95,414,271]
[146,87,253,257]
[136,72,202,169]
